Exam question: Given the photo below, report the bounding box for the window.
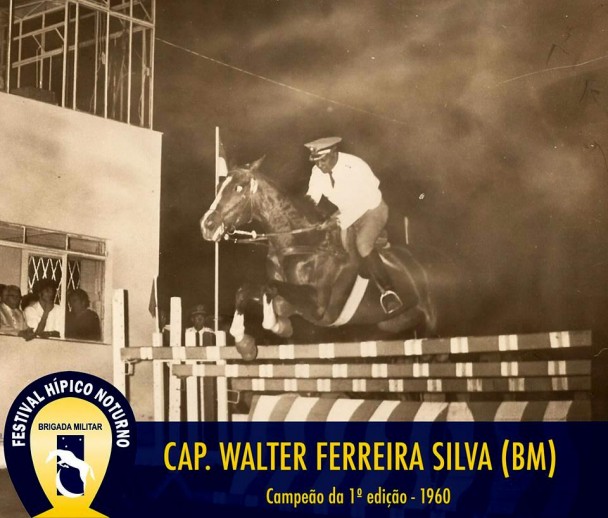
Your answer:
[0,221,107,341]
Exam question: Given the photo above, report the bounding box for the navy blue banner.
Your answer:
[105,422,605,518]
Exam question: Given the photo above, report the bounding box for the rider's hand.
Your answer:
[328,212,341,227]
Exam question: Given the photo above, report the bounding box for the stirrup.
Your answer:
[380,290,403,314]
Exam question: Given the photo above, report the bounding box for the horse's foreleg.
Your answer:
[231,283,265,361]
[229,310,245,343]
[234,282,264,312]
[268,281,322,322]
[261,293,276,331]
[261,293,293,338]
[261,280,323,337]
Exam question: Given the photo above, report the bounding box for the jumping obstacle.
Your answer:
[119,296,594,421]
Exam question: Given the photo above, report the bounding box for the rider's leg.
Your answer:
[361,250,403,314]
[354,200,403,314]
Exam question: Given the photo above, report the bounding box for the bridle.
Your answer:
[215,175,336,244]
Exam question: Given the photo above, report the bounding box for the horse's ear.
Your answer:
[249,155,265,172]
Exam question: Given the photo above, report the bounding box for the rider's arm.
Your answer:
[33,308,50,337]
[306,168,324,204]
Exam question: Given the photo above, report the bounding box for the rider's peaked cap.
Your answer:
[305,136,342,161]
[189,304,209,317]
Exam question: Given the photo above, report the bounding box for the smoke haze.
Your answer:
[155,0,608,340]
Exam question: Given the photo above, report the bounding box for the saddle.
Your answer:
[341,227,390,276]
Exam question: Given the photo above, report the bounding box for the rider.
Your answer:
[304,136,402,314]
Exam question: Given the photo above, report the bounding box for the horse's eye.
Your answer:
[235,185,244,193]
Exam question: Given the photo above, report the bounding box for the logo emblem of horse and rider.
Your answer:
[3,371,136,517]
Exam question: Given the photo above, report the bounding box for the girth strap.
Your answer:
[279,245,343,257]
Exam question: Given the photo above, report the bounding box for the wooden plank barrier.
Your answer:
[120,296,229,421]
[120,307,594,420]
[123,331,591,362]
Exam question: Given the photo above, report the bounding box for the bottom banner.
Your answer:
[3,372,605,517]
[10,421,605,517]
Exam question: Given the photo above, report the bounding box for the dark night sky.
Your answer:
[153,0,608,342]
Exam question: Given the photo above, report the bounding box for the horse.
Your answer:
[200,157,436,360]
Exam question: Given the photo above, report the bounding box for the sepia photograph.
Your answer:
[1,0,607,515]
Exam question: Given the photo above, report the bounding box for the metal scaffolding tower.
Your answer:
[0,0,155,128]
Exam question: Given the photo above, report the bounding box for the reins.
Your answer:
[222,219,335,244]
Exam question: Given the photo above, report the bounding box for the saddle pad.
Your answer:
[329,275,369,327]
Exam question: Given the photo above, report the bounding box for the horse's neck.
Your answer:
[252,176,344,257]
[250,177,349,275]
[253,177,313,236]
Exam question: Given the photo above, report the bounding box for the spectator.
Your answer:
[65,288,101,341]
[21,292,37,311]
[24,279,61,338]
[0,285,32,338]
[185,304,215,346]
[185,304,217,421]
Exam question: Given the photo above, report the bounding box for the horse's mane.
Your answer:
[283,184,326,224]
[233,166,326,224]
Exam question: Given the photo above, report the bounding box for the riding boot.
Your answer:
[362,250,403,314]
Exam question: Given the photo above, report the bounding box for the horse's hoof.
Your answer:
[272,318,293,338]
[236,334,258,361]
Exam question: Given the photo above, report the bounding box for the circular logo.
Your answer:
[3,371,137,517]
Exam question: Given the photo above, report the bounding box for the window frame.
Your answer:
[0,221,108,342]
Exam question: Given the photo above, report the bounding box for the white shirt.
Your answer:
[306,152,383,228]
[24,301,62,335]
[185,326,215,346]
[0,302,28,334]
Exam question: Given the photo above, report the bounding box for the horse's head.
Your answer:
[200,156,265,241]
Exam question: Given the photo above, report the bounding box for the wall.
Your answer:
[0,335,113,438]
[0,92,162,421]
[0,246,21,286]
